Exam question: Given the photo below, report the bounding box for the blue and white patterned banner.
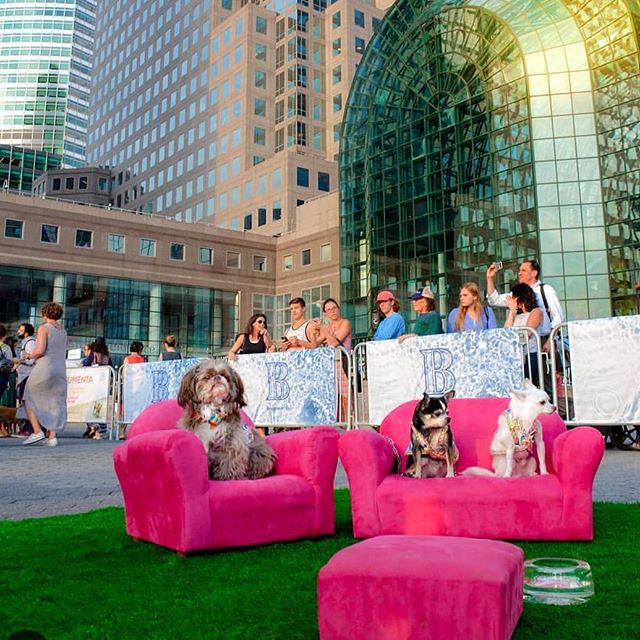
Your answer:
[122,349,337,426]
[365,329,524,424]
[569,315,640,424]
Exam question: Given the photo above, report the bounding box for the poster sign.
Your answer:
[66,366,111,422]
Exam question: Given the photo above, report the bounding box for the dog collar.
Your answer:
[194,408,227,429]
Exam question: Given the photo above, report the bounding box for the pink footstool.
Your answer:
[318,535,524,640]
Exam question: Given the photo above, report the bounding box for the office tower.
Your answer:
[87,0,385,233]
[0,0,97,168]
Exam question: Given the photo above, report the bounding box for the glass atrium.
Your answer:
[340,0,640,338]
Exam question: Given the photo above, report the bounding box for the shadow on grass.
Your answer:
[1,492,638,640]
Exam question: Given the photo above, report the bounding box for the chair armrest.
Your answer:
[267,427,339,486]
[338,429,395,538]
[551,426,605,487]
[113,429,213,552]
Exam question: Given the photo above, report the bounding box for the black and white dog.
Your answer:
[405,391,458,479]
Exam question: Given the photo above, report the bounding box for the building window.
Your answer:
[41,224,59,244]
[302,284,331,319]
[297,167,309,187]
[199,247,214,264]
[258,208,267,226]
[354,9,365,27]
[255,70,267,89]
[79,176,88,190]
[332,11,341,28]
[372,16,381,31]
[332,65,341,85]
[108,233,125,253]
[333,94,342,112]
[226,251,241,268]
[301,248,311,266]
[320,243,332,262]
[283,255,293,271]
[65,177,75,190]
[4,219,23,239]
[332,38,341,56]
[222,0,232,9]
[170,243,185,261]
[98,177,108,191]
[256,16,267,34]
[254,127,266,145]
[273,201,282,220]
[140,238,156,257]
[255,42,267,61]
[75,229,93,248]
[254,98,266,117]
[244,213,253,230]
[355,37,366,53]
[52,178,61,191]
[253,255,267,272]
[318,172,331,192]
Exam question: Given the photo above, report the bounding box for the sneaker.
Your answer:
[46,437,58,447]
[12,429,31,438]
[22,432,45,445]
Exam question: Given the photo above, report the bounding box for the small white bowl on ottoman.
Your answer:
[318,535,524,640]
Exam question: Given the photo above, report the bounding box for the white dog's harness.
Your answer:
[491,409,537,455]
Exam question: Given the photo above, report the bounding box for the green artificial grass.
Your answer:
[1,493,638,640]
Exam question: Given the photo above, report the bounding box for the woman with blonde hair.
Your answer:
[447,282,497,333]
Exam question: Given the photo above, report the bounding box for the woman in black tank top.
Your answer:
[228,314,276,360]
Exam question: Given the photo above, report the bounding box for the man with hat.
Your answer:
[399,286,443,342]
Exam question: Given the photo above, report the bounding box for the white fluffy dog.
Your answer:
[464,380,556,478]
[177,359,276,480]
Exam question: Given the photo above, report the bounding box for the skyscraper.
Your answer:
[0,0,97,167]
[87,0,385,232]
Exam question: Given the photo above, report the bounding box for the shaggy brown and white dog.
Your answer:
[177,359,276,480]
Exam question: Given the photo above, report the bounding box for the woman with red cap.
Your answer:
[373,290,406,340]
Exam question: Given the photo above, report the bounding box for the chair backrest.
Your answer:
[380,396,566,472]
[126,398,255,440]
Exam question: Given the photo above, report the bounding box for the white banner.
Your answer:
[569,315,640,424]
[365,329,524,424]
[122,350,337,426]
[66,366,111,422]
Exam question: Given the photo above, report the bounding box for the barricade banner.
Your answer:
[66,367,111,422]
[568,315,640,424]
[365,329,523,424]
[122,350,337,426]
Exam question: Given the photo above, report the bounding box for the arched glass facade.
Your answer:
[340,0,640,338]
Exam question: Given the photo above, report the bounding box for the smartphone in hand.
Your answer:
[494,261,503,271]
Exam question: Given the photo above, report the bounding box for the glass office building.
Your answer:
[0,265,239,364]
[340,0,640,338]
[0,144,61,192]
[0,0,96,166]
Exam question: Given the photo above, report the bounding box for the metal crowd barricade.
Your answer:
[549,322,639,449]
[114,347,354,438]
[350,328,543,430]
[65,364,117,440]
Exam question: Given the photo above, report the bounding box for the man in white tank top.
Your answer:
[281,297,317,350]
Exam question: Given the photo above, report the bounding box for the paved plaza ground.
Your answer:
[1,425,639,520]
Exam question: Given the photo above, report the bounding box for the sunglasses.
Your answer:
[255,319,266,324]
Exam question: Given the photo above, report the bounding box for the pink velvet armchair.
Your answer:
[113,399,339,553]
[339,397,604,541]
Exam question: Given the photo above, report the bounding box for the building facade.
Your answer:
[0,190,339,362]
[340,0,640,338]
[0,0,96,167]
[86,0,385,233]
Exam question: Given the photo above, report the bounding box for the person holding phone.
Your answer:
[228,314,276,360]
[281,297,317,350]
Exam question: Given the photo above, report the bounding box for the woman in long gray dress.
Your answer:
[21,302,68,447]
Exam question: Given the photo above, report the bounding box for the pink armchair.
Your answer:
[339,397,604,541]
[113,400,339,553]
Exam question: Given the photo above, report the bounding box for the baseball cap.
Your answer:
[409,287,435,301]
[376,290,395,303]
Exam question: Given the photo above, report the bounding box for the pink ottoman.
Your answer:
[318,535,523,640]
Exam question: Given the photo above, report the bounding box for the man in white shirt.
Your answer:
[15,322,36,434]
[486,259,564,353]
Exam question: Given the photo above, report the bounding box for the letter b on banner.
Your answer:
[266,361,290,401]
[421,348,456,395]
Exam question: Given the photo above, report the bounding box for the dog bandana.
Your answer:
[199,405,228,429]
